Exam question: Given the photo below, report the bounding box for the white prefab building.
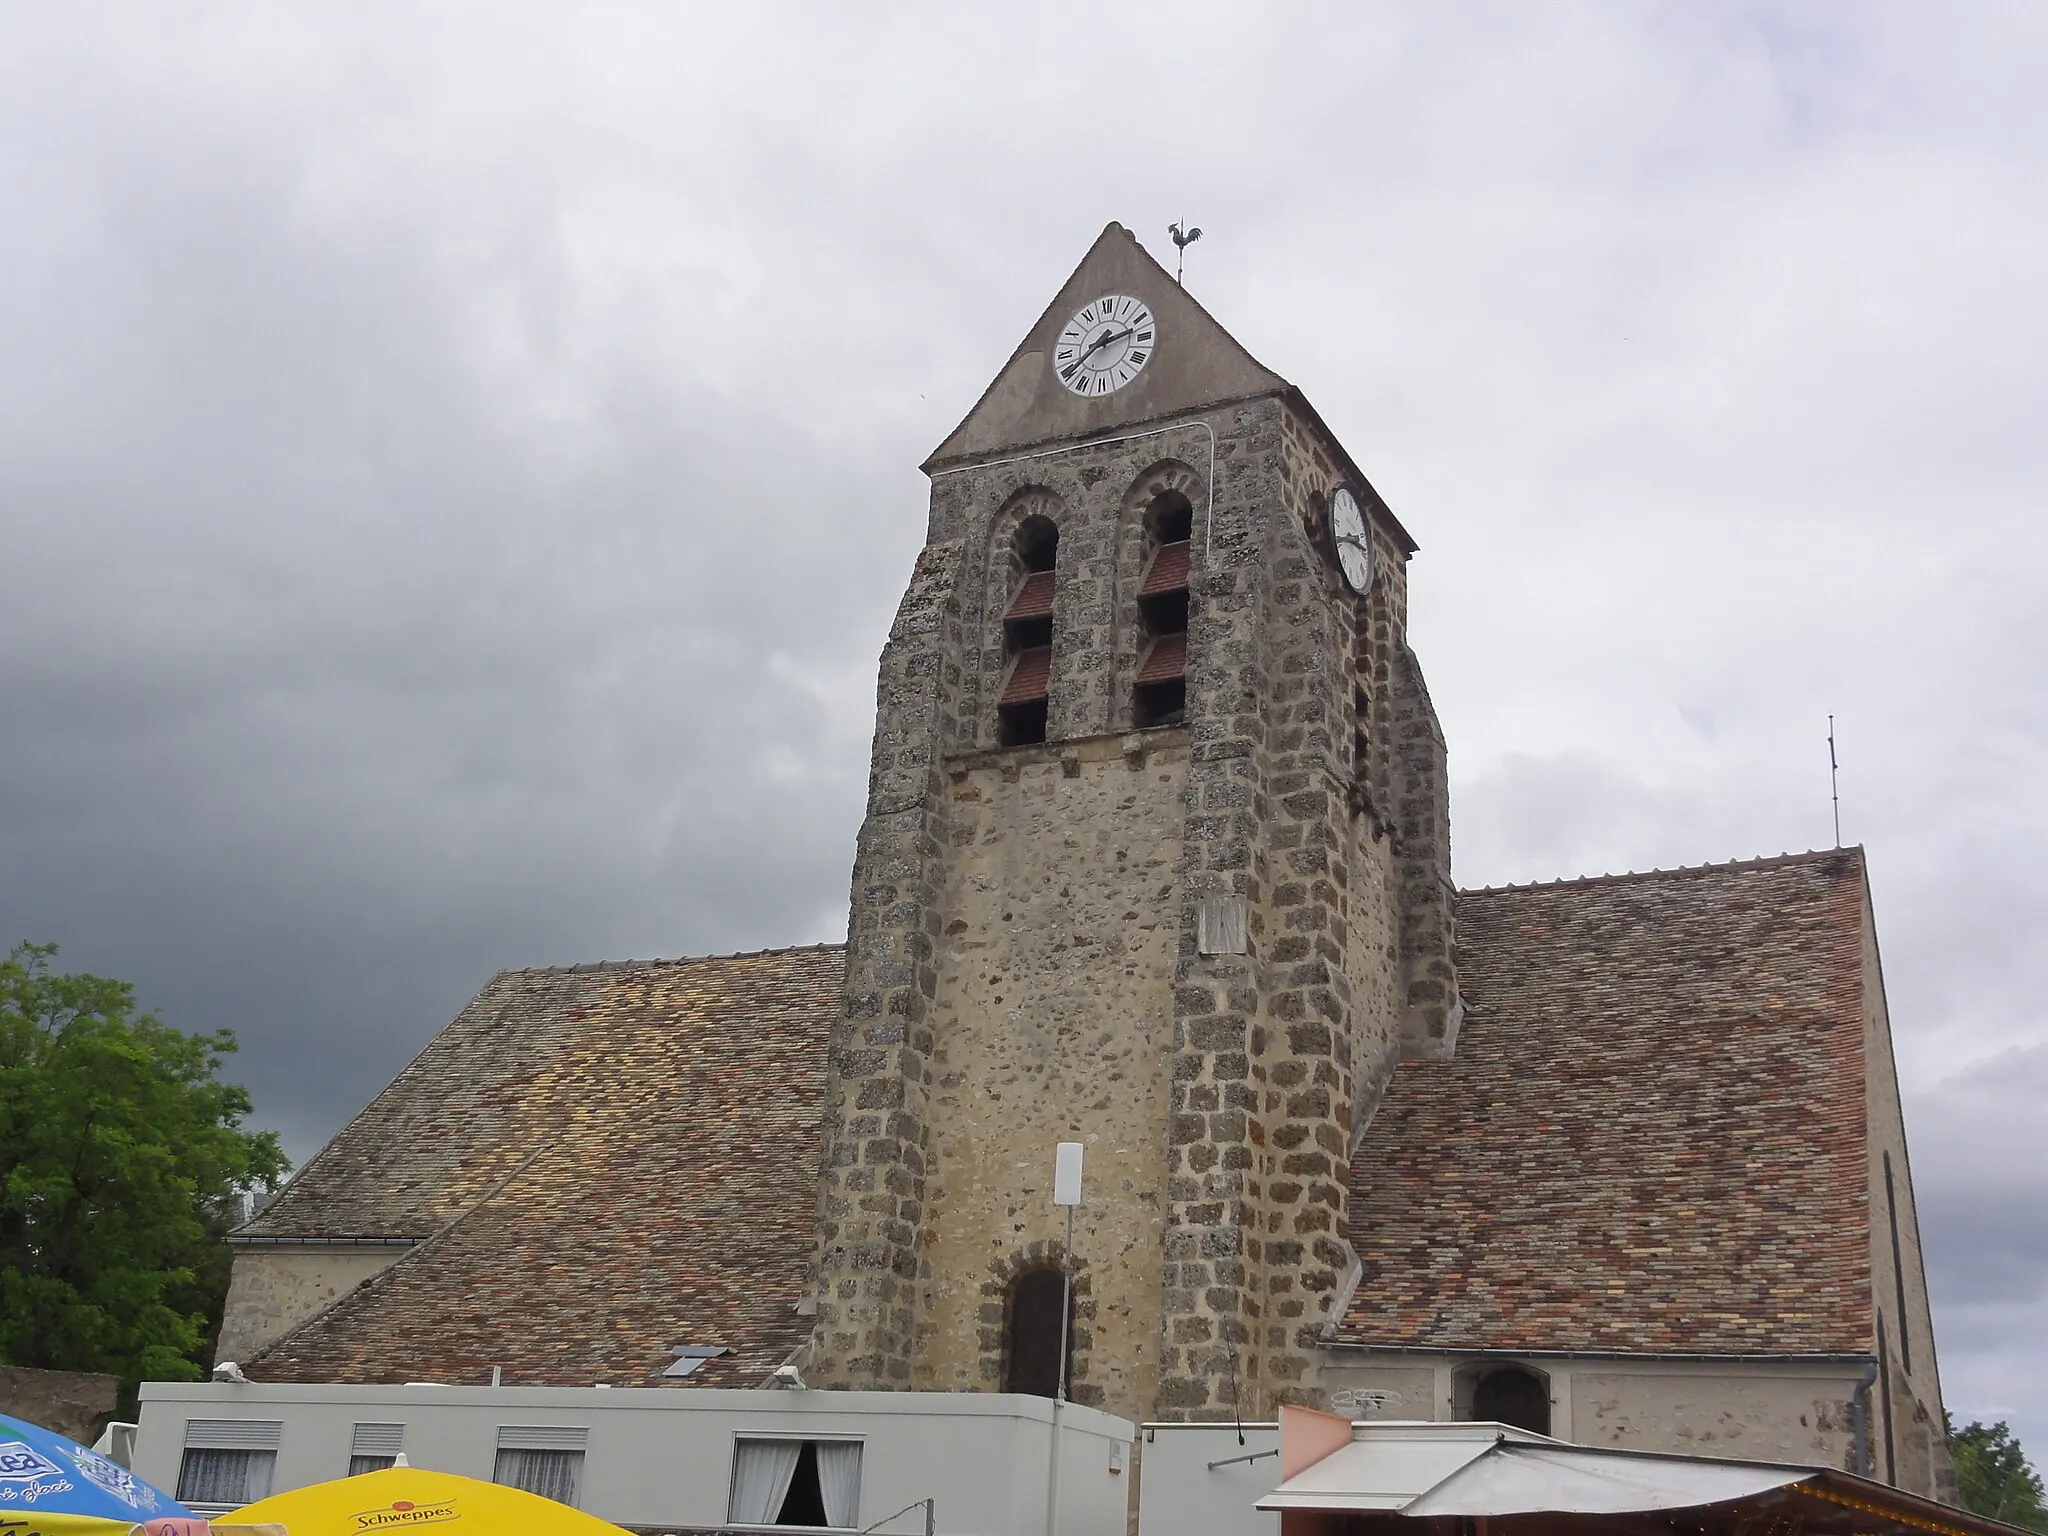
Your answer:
[131,1383,1133,1536]
[1134,1422,1281,1536]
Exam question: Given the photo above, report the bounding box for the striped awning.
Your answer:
[1140,540,1192,596]
[1005,570,1055,620]
[1137,633,1187,684]
[1001,647,1052,704]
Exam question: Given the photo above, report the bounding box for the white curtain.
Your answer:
[815,1442,862,1530]
[493,1448,582,1507]
[729,1439,803,1526]
[176,1449,275,1506]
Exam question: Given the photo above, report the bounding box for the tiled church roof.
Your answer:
[248,946,841,1387]
[249,850,1881,1382]
[1337,849,1875,1355]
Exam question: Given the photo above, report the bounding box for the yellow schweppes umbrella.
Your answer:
[226,1467,634,1536]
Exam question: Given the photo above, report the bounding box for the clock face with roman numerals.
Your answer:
[1054,294,1156,396]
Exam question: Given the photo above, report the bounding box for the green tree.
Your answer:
[0,942,285,1388]
[1950,1416,2048,1533]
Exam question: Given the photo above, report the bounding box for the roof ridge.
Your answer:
[498,941,847,978]
[1459,846,1864,897]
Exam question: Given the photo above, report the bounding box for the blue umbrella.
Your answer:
[0,1411,204,1535]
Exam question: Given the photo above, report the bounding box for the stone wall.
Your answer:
[909,734,1186,1422]
[215,1246,409,1365]
[1388,649,1459,1061]
[1571,1366,1865,1465]
[1342,828,1402,1147]
[809,539,969,1387]
[1320,1353,1870,1469]
[1855,866,1957,1501]
[0,1365,118,1443]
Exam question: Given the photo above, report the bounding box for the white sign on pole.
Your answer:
[1053,1142,1084,1207]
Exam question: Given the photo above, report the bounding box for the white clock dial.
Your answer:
[1329,486,1374,593]
[1054,294,1156,397]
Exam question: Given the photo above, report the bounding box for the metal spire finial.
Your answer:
[1168,221,1202,284]
[1828,714,1842,848]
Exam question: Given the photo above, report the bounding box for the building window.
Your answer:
[1134,493,1191,727]
[1457,1365,1550,1436]
[349,1422,404,1476]
[728,1438,863,1529]
[494,1426,589,1507]
[1004,1265,1074,1399]
[998,516,1058,747]
[176,1420,282,1508]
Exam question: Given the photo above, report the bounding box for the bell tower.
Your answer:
[806,224,1458,1424]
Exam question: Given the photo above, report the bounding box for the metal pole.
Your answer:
[1056,1203,1074,1403]
[1045,1201,1076,1536]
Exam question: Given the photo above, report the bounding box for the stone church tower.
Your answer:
[806,223,1458,1425]
[221,220,1953,1501]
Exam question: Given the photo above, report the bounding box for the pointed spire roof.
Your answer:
[925,222,1290,470]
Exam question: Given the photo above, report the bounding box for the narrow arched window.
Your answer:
[1466,1365,1551,1436]
[1133,493,1191,727]
[1003,1267,1073,1398]
[998,517,1058,746]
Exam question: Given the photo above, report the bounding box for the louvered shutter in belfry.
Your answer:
[1137,633,1186,685]
[1140,539,1191,596]
[1005,570,1055,621]
[1001,647,1052,705]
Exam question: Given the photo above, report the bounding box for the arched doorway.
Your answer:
[1469,1365,1551,1435]
[1003,1267,1072,1398]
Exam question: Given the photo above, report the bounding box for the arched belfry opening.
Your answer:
[998,516,1058,747]
[1133,491,1192,727]
[1456,1363,1551,1436]
[1002,1266,1073,1398]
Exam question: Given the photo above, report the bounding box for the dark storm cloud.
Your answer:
[1,0,2043,1452]
[0,14,917,1149]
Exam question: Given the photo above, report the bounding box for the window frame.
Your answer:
[492,1425,590,1509]
[176,1447,277,1508]
[348,1422,404,1477]
[724,1433,865,1533]
[176,1420,282,1510]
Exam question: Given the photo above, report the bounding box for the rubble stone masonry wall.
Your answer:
[910,736,1186,1422]
[809,539,969,1386]
[216,1246,409,1365]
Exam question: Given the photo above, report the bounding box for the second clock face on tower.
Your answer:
[1055,295,1156,396]
[1330,485,1374,594]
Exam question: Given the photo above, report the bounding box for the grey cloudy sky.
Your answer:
[3,0,2043,1451]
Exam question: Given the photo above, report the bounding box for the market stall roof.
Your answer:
[1257,1410,2034,1536]
[1397,1440,1807,1517]
[1255,1421,1556,1513]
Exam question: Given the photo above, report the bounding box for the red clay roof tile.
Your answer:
[1337,850,1875,1356]
[247,946,842,1388]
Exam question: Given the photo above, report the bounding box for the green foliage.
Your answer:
[1950,1416,2048,1533]
[0,942,286,1387]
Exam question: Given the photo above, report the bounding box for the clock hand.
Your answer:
[1082,326,1134,362]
